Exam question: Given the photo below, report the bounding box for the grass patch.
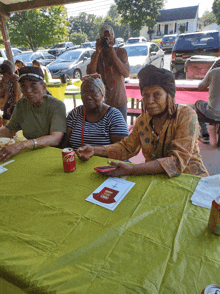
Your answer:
[151,38,162,46]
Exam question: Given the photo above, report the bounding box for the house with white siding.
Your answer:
[140,5,199,39]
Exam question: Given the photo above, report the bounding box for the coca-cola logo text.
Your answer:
[63,154,75,163]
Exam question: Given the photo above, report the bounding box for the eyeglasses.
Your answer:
[81,90,101,98]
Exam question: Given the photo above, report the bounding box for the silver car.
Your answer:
[47,48,95,79]
[123,43,164,78]
[160,34,178,51]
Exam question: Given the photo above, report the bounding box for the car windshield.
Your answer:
[13,53,32,62]
[82,43,91,48]
[127,39,141,44]
[162,36,176,42]
[53,44,66,48]
[175,32,219,50]
[124,46,148,56]
[55,50,81,62]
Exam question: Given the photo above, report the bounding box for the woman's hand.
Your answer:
[101,161,133,177]
[76,145,94,161]
[0,142,23,163]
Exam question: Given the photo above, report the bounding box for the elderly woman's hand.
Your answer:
[100,161,133,177]
[76,145,94,161]
[0,142,23,163]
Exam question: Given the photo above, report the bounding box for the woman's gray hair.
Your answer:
[81,75,105,96]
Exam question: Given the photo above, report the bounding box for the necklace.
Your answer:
[151,121,162,150]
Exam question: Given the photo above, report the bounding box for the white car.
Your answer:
[123,42,164,78]
[126,36,148,44]
[0,48,23,64]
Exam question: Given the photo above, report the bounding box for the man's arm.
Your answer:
[198,70,210,90]
[87,39,102,74]
[0,131,64,163]
[0,126,16,138]
[106,47,130,78]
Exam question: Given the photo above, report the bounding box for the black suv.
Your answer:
[48,42,75,57]
[170,30,220,79]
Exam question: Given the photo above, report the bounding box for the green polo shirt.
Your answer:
[7,95,66,139]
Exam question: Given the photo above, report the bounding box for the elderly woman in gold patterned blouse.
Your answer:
[76,65,209,178]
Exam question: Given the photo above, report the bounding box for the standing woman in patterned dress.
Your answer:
[0,63,22,126]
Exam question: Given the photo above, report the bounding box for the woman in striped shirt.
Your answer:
[64,75,129,151]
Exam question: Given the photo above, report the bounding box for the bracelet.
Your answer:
[33,139,38,150]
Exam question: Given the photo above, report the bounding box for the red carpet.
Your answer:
[126,87,209,104]
[175,91,209,104]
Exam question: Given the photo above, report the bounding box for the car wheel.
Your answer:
[73,69,82,79]
[160,59,164,68]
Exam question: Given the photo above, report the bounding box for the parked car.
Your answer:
[114,38,125,47]
[0,47,23,64]
[47,48,95,79]
[13,52,56,66]
[123,42,164,78]
[48,42,75,57]
[81,41,96,49]
[170,30,220,79]
[126,36,148,44]
[160,34,178,51]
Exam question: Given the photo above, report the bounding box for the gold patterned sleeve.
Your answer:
[157,106,200,178]
[105,116,142,161]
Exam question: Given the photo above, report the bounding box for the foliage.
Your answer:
[68,12,100,41]
[7,6,69,51]
[147,29,155,41]
[106,5,138,40]
[69,32,88,45]
[151,38,162,46]
[200,10,216,27]
[115,0,164,34]
[212,0,220,25]
[179,25,185,34]
[108,5,120,21]
[68,5,136,42]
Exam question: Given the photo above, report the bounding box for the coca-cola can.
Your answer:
[62,148,76,172]
[208,196,220,235]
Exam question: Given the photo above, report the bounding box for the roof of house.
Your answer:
[156,5,199,22]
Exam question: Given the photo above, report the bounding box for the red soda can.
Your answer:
[201,284,220,294]
[62,148,76,172]
[208,196,220,235]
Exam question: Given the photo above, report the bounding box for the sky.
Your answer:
[66,0,215,18]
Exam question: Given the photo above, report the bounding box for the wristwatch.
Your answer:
[33,139,38,150]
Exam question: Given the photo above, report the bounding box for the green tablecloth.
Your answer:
[0,147,219,293]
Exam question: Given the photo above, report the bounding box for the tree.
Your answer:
[68,12,97,41]
[108,5,120,22]
[7,6,69,51]
[179,24,185,34]
[147,29,155,41]
[212,0,220,25]
[115,0,164,34]
[200,10,216,27]
[69,32,88,45]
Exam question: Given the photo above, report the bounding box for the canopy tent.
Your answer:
[0,0,90,63]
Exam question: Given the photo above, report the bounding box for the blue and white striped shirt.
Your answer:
[66,105,129,151]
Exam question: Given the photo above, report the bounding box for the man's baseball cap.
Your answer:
[99,25,114,38]
[0,63,12,74]
[19,66,44,82]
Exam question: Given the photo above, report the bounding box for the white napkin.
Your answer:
[0,166,7,174]
[190,174,220,209]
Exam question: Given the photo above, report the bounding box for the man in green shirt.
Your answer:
[0,66,66,163]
